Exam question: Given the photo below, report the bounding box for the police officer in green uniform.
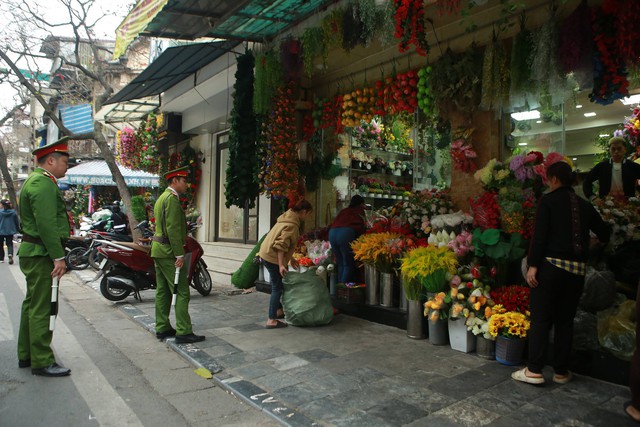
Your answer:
[151,166,205,344]
[17,137,71,377]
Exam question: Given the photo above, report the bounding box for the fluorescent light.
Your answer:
[536,120,542,124]
[620,94,640,105]
[572,157,577,161]
[599,134,609,138]
[576,104,583,109]
[510,110,540,121]
[584,112,596,117]
[518,142,528,146]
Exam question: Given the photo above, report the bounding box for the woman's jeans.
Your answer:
[0,235,14,259]
[263,260,284,320]
[329,227,357,283]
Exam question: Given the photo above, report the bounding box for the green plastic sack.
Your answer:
[231,234,266,289]
[282,269,334,326]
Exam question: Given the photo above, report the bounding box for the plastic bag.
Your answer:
[282,269,333,326]
[579,268,616,313]
[597,299,636,361]
[573,310,600,351]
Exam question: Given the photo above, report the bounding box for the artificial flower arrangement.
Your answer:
[400,245,459,298]
[487,305,530,339]
[383,188,455,238]
[448,230,474,260]
[351,232,402,273]
[490,285,530,314]
[351,119,383,149]
[469,191,500,230]
[592,196,640,248]
[115,126,139,170]
[447,264,496,338]
[450,135,478,174]
[291,239,335,275]
[428,230,456,248]
[424,291,448,322]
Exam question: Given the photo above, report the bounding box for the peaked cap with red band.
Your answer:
[32,136,70,161]
[165,166,190,181]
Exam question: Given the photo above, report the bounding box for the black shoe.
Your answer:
[18,359,31,368]
[175,333,205,344]
[8,256,13,265]
[156,328,177,340]
[32,363,71,377]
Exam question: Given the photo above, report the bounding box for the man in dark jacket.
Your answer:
[583,136,640,199]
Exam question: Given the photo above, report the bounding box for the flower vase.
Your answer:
[476,336,496,360]
[398,276,408,312]
[406,299,424,339]
[448,318,476,353]
[428,318,449,346]
[379,272,394,307]
[329,271,337,297]
[495,335,526,366]
[364,265,379,305]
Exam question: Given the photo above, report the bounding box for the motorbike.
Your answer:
[66,221,151,271]
[95,222,212,301]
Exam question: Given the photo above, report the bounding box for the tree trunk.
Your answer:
[0,142,18,215]
[93,121,141,239]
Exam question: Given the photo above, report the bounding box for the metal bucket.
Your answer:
[364,265,379,305]
[406,299,425,339]
[399,276,408,312]
[379,272,394,307]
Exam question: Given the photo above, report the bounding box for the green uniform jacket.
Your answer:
[151,188,186,258]
[18,168,69,259]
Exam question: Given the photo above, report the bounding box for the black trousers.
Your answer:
[0,235,14,259]
[527,259,584,375]
[629,283,640,409]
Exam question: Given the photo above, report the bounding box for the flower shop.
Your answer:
[111,0,640,383]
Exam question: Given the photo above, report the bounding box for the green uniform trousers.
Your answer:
[154,258,192,335]
[18,256,56,369]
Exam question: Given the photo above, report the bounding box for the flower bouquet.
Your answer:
[450,137,478,173]
[487,305,530,339]
[469,191,500,230]
[490,285,530,314]
[352,120,383,149]
[303,239,335,275]
[400,246,459,299]
[351,232,402,273]
[593,196,640,248]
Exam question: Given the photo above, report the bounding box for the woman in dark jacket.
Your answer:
[512,161,610,386]
[0,199,20,264]
[329,195,366,283]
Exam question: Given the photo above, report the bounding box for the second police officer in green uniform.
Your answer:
[151,166,205,344]
[17,137,71,377]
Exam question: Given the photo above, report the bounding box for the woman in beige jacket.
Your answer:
[258,200,312,329]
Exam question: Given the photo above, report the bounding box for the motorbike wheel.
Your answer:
[192,260,212,296]
[88,247,106,270]
[66,247,90,270]
[100,273,132,301]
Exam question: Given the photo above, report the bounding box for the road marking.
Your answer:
[10,268,144,427]
[0,293,15,341]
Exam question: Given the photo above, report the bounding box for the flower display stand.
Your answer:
[364,265,379,305]
[476,336,496,360]
[495,336,526,365]
[379,272,394,307]
[428,318,449,346]
[448,318,476,353]
[406,299,425,339]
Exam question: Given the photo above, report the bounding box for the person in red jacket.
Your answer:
[329,195,367,283]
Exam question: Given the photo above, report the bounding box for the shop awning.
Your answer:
[59,160,159,187]
[94,96,159,131]
[105,40,239,105]
[114,0,334,58]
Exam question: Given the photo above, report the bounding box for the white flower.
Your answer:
[316,266,326,275]
[326,264,335,272]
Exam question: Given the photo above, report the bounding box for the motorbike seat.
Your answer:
[102,233,134,242]
[115,241,151,254]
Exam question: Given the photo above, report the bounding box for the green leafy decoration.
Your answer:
[130,195,148,221]
[226,50,260,209]
[472,228,525,262]
[253,50,283,115]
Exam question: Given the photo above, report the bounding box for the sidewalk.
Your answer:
[74,269,634,427]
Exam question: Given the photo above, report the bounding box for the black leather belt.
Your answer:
[22,233,44,245]
[152,236,170,244]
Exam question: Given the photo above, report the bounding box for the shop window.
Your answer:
[214,133,258,244]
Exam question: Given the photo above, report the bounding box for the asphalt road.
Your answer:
[0,259,279,427]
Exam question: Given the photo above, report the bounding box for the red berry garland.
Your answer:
[394,0,429,56]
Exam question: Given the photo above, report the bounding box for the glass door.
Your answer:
[214,133,258,243]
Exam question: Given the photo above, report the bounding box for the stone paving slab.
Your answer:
[74,269,636,426]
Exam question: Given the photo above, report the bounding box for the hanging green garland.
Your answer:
[510,16,535,110]
[226,50,260,209]
[480,36,510,113]
[302,27,327,77]
[253,49,283,115]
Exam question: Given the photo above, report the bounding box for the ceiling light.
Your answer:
[599,134,609,138]
[572,157,577,161]
[620,94,640,105]
[584,112,596,117]
[536,120,542,124]
[575,104,583,109]
[518,142,528,146]
[510,110,540,121]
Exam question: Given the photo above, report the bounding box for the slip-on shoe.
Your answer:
[552,371,573,384]
[175,333,205,344]
[18,359,31,368]
[32,363,71,377]
[156,328,177,340]
[511,368,545,385]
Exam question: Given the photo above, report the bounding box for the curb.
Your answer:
[107,296,317,426]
